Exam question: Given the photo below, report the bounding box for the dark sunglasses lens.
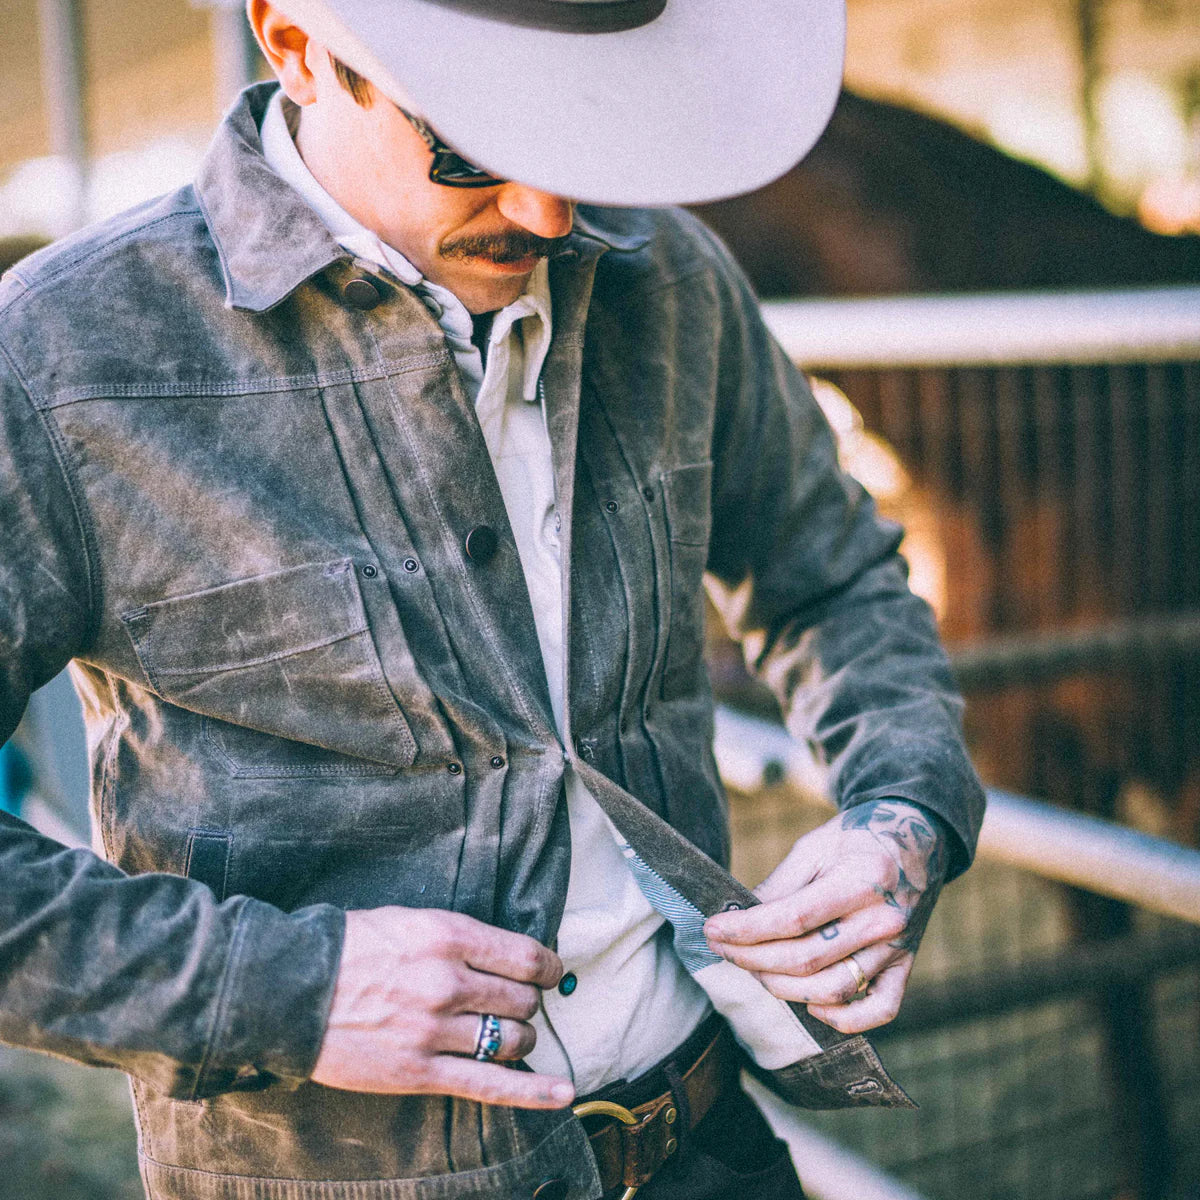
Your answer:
[431,150,504,188]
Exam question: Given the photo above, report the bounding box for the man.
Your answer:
[0,1,985,1197]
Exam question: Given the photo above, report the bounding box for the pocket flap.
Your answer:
[122,560,416,769]
[124,560,368,677]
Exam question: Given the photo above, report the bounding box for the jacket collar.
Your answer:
[195,83,346,313]
[195,82,650,314]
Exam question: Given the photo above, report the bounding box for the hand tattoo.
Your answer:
[841,800,948,953]
[818,922,840,941]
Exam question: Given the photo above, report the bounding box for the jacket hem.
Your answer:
[138,1113,602,1199]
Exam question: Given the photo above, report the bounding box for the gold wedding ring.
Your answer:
[843,953,869,997]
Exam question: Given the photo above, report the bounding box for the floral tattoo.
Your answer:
[840,800,949,953]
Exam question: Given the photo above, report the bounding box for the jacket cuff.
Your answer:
[842,765,985,884]
[190,898,345,1100]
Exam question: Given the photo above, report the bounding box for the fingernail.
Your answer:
[551,1083,574,1105]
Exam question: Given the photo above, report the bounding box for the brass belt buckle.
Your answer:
[572,1099,641,1200]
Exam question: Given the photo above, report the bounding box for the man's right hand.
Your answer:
[310,907,575,1109]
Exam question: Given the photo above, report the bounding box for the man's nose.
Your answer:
[495,184,574,239]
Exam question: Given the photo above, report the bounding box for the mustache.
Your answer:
[438,230,569,264]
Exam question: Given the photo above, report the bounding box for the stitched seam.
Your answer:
[135,626,368,676]
[1,211,201,301]
[0,336,103,645]
[190,899,252,1101]
[37,352,452,408]
[370,326,542,732]
[202,719,399,778]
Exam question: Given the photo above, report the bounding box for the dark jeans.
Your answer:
[606,1084,806,1200]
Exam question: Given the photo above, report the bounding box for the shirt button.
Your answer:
[557,972,578,996]
[343,277,382,309]
[531,1180,569,1200]
[465,525,499,563]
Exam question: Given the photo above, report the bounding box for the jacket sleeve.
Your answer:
[0,337,344,1099]
[697,231,985,877]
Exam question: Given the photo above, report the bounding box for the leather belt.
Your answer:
[574,1015,740,1198]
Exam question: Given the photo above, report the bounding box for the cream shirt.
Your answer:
[260,93,710,1093]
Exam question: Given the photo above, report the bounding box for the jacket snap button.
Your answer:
[490,756,505,769]
[343,277,382,309]
[557,971,578,996]
[531,1180,568,1200]
[360,564,378,578]
[447,762,462,775]
[464,525,498,563]
[642,486,655,503]
[403,558,419,573]
[604,500,619,513]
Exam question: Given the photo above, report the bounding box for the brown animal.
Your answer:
[692,89,1200,297]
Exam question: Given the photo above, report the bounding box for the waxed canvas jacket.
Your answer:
[0,84,984,1199]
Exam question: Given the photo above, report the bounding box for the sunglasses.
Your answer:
[397,106,507,189]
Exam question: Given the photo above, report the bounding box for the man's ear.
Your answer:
[246,0,319,106]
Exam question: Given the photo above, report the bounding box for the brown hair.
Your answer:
[329,54,373,107]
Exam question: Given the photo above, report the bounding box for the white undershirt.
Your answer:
[260,93,710,1093]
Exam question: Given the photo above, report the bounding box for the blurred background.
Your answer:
[1,1,1199,1198]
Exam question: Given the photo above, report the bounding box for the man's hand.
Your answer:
[310,907,575,1109]
[703,799,949,1034]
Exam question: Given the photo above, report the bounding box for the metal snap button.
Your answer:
[464,525,499,563]
[403,558,419,573]
[360,563,378,578]
[490,756,505,769]
[343,277,382,310]
[447,762,462,775]
[604,500,619,513]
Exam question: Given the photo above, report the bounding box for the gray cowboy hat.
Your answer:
[268,0,845,206]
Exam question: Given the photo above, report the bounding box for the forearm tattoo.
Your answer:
[841,800,949,953]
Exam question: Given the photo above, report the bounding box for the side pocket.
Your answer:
[660,461,714,701]
[184,829,232,902]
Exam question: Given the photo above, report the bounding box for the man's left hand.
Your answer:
[703,799,949,1033]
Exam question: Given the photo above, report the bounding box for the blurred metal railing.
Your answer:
[716,705,1200,1200]
[761,287,1200,368]
[714,705,1200,927]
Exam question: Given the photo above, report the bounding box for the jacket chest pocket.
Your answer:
[121,559,418,776]
[659,461,714,701]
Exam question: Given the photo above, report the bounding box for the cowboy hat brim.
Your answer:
[272,0,845,206]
